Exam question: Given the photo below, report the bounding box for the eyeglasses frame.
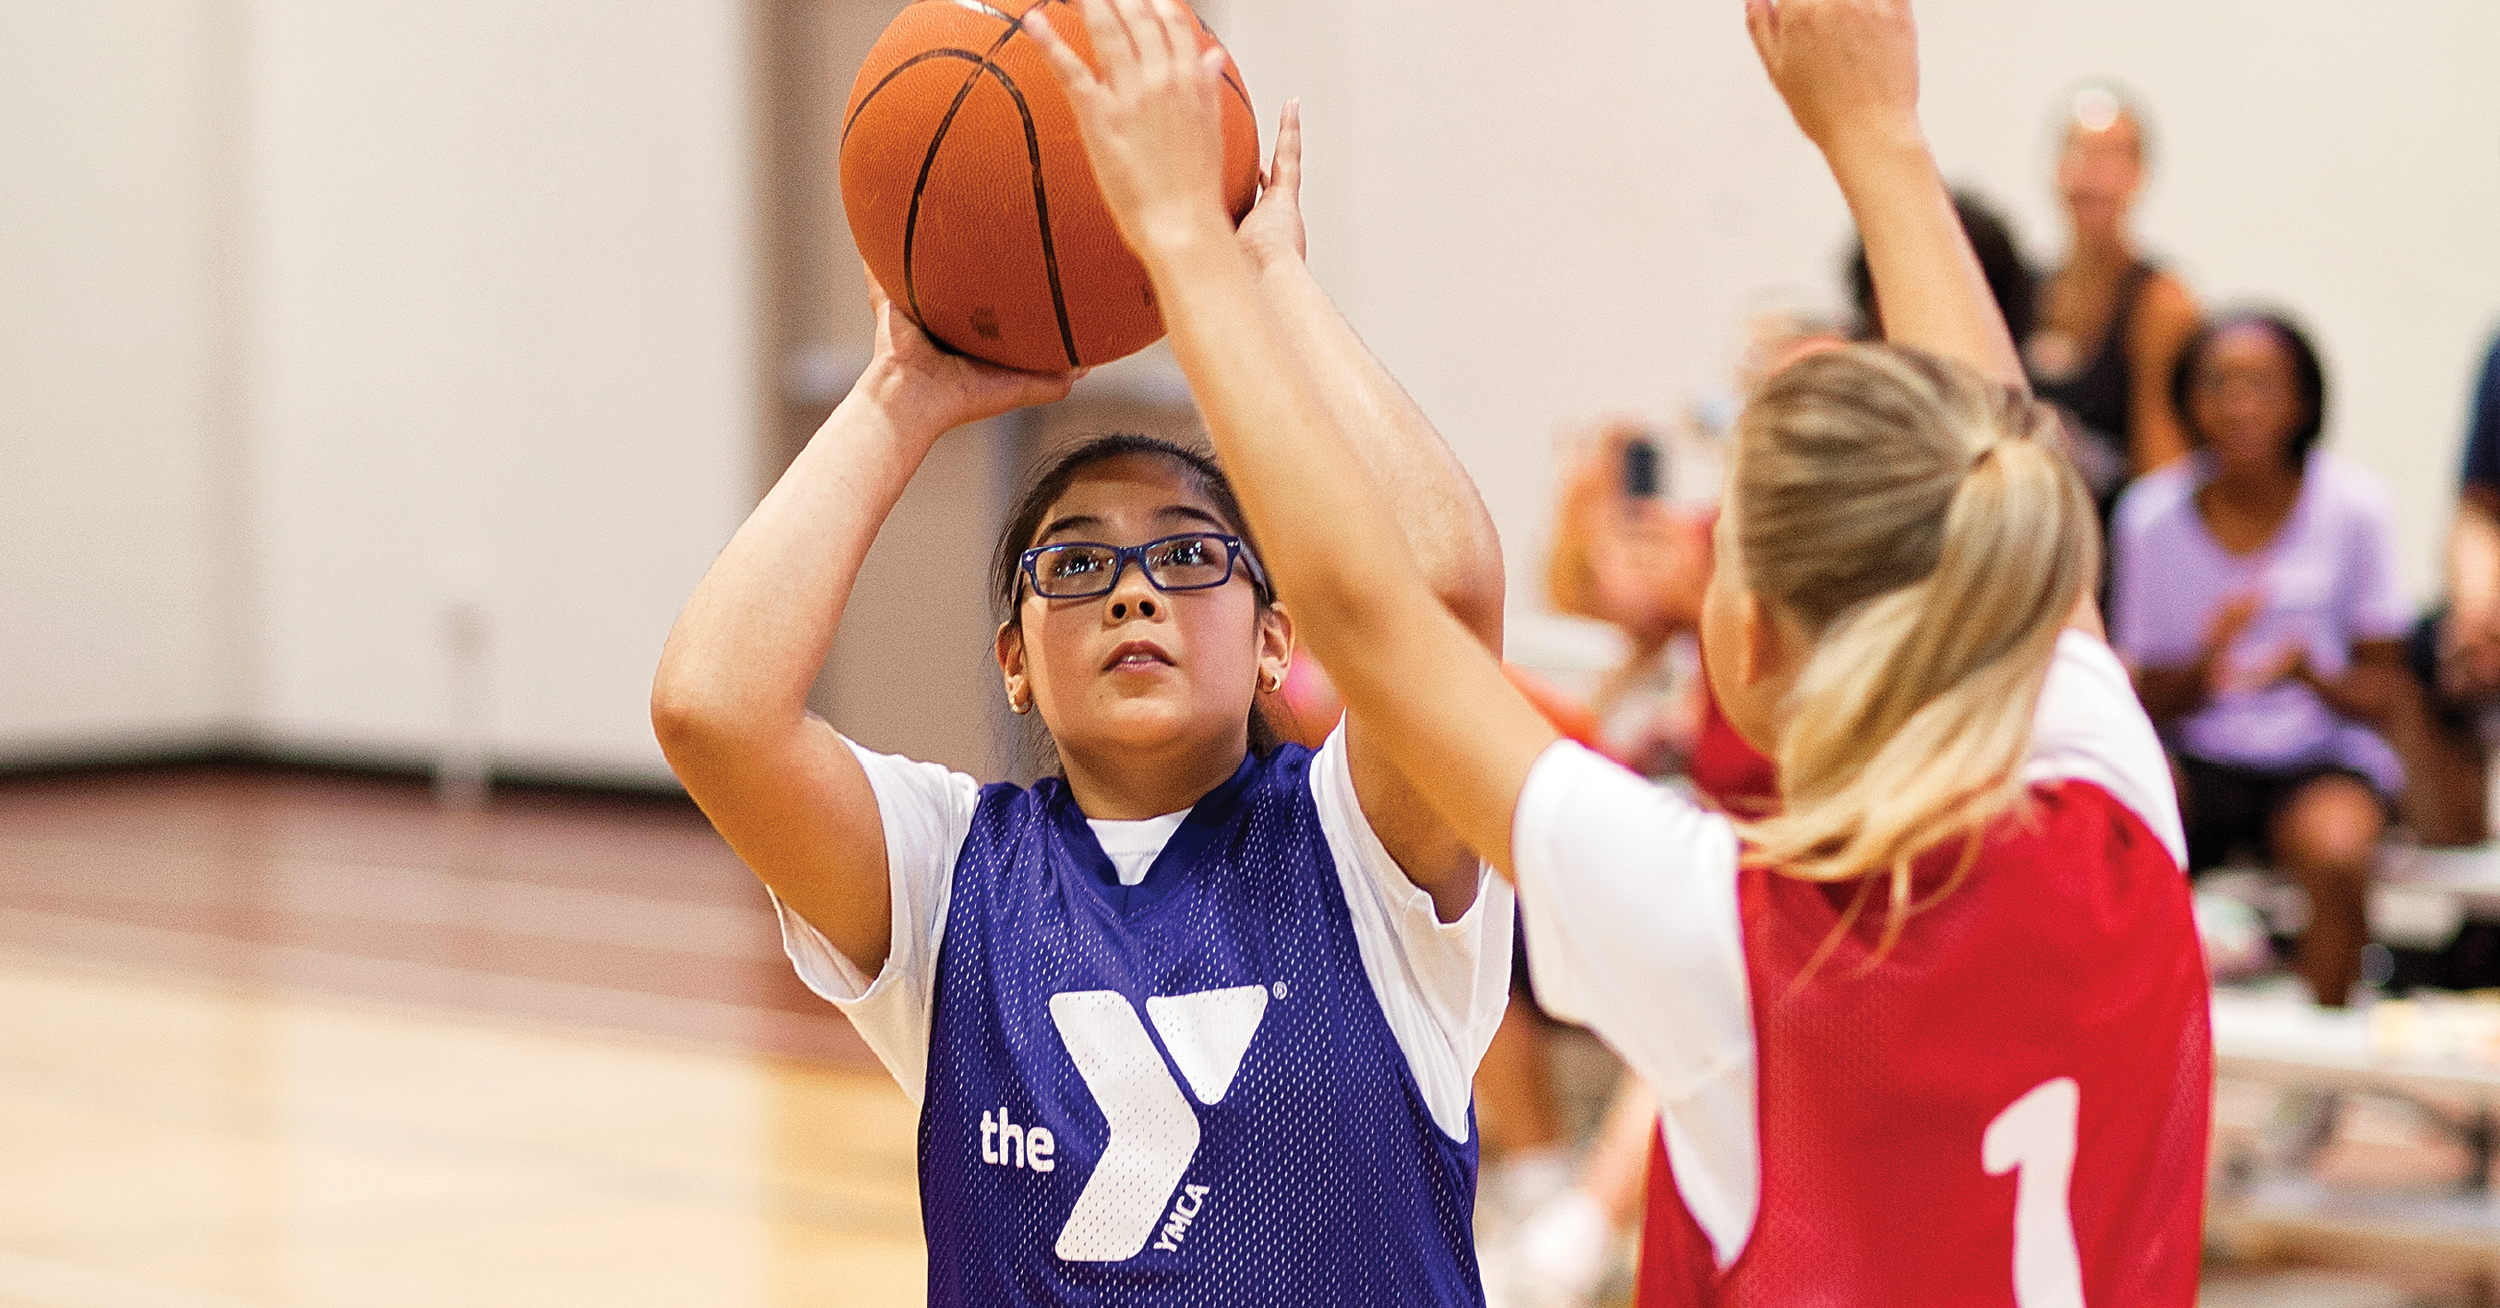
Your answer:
[1017,531,1272,603]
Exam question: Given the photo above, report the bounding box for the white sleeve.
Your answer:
[2023,630,2188,870]
[771,737,979,1104]
[1308,724,1515,1143]
[1510,741,1758,1267]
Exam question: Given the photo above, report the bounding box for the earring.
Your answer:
[1009,690,1031,715]
[1260,670,1283,694]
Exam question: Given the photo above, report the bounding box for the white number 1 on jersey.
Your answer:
[1982,1077,2084,1308]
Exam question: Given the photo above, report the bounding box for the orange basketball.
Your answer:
[841,0,1261,373]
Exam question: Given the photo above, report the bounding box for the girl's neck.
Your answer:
[1058,731,1250,821]
[2212,451,2304,499]
[2064,228,2133,277]
[2197,454,2305,553]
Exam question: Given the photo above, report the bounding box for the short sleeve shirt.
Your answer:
[776,725,1514,1141]
[2111,449,2413,792]
[1509,632,2183,1266]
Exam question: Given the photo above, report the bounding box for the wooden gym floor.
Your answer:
[0,762,2485,1307]
[0,763,922,1308]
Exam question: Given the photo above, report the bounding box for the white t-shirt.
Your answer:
[777,725,1515,1142]
[1510,631,2182,1267]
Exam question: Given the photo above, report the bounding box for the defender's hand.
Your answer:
[1028,0,1235,260]
[1743,0,1923,158]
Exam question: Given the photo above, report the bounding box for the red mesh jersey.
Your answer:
[1688,681,1778,817]
[1637,780,2211,1306]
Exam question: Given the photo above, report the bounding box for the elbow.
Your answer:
[649,673,756,769]
[1436,559,1507,651]
[649,681,715,765]
[1422,532,1508,649]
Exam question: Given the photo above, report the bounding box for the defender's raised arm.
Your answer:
[1747,0,2025,390]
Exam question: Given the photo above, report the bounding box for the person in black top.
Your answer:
[2404,329,2500,845]
[2025,83,2202,515]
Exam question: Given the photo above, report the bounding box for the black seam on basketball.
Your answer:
[1191,11,1254,123]
[976,58,1082,368]
[901,22,1028,339]
[842,48,981,143]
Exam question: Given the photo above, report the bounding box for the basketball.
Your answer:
[841,0,1261,374]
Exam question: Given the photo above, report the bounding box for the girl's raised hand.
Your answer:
[1026,0,1235,260]
[1743,0,1921,159]
[859,266,1081,433]
[1235,100,1308,273]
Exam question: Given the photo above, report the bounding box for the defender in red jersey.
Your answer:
[1028,0,2210,1303]
[1518,635,2207,1305]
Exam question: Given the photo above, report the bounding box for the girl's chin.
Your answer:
[1063,704,1249,751]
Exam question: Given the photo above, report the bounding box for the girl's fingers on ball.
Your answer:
[1022,10,1100,104]
[1114,0,1178,79]
[1743,0,1778,61]
[1269,100,1303,192]
[1068,0,1139,83]
[1141,0,1194,69]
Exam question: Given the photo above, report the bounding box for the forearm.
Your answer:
[2129,284,2199,473]
[2309,646,2410,727]
[653,372,943,741]
[2132,664,2210,725]
[2310,670,2399,726]
[2451,500,2500,625]
[1825,131,2025,390]
[1143,223,1550,868]
[2130,388,2192,475]
[1146,228,1393,644]
[1254,256,1505,640]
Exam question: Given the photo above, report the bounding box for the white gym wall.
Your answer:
[1219,0,2500,622]
[4,0,2496,784]
[2,0,755,786]
[1,1,246,758]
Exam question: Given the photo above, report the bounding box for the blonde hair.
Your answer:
[1729,345,2095,963]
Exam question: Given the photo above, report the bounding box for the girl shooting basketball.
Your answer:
[1030,0,2212,1300]
[651,27,1512,1301]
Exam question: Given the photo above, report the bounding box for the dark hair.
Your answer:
[1848,191,2036,345]
[989,433,1281,763]
[2169,310,2329,468]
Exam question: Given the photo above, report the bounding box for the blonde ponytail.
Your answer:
[1729,346,2095,961]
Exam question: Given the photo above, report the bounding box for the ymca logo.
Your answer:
[1043,984,1270,1263]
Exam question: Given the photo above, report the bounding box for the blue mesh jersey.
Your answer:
[917,743,1484,1306]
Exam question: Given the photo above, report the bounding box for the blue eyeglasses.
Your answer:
[1019,532,1271,601]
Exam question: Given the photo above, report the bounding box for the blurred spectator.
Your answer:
[2114,312,2413,1007]
[2026,84,2202,513]
[1543,417,1716,774]
[1848,189,2035,343]
[2403,328,2500,847]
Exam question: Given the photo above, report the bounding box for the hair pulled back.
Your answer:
[2169,309,2329,468]
[990,433,1281,770]
[1731,345,2095,941]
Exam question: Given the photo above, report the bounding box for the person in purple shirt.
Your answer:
[2113,311,2416,1007]
[2404,328,2500,846]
